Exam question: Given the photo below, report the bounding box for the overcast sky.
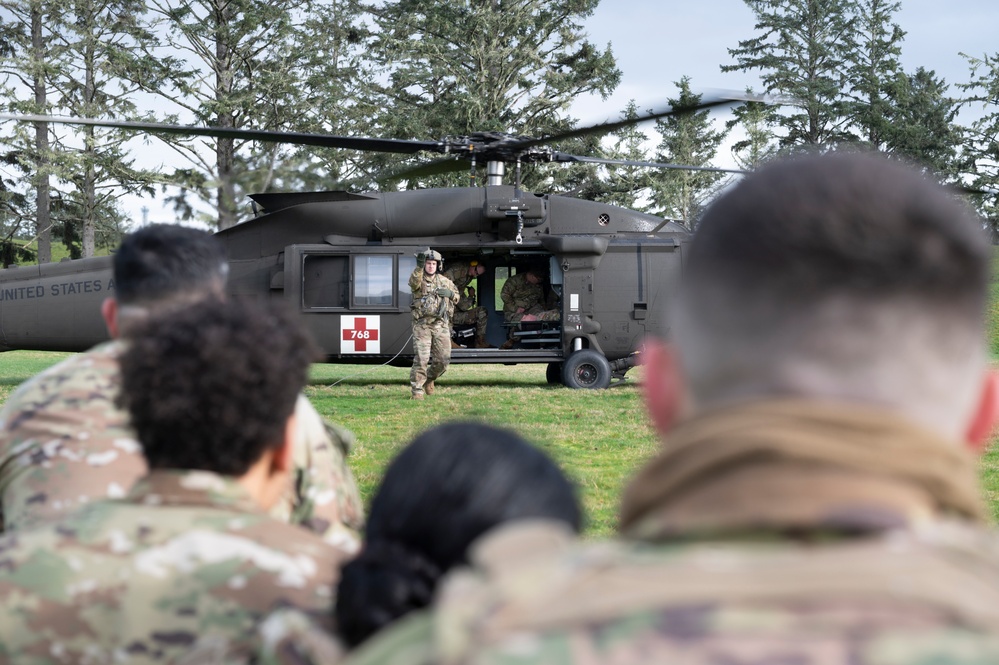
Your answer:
[571,0,997,127]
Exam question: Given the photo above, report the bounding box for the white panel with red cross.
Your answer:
[340,315,381,354]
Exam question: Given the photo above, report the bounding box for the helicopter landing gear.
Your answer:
[561,349,611,390]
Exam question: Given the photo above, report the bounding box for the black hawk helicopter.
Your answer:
[0,96,750,389]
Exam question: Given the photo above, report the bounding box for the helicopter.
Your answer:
[0,95,752,389]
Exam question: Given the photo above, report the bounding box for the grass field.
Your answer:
[0,352,659,536]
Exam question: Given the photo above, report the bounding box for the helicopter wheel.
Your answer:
[561,350,611,390]
[546,362,563,385]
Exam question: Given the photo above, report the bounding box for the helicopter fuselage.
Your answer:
[0,185,688,388]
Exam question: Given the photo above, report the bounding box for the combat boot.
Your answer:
[411,391,424,400]
[475,336,495,349]
[424,381,435,395]
[451,339,461,349]
[500,339,516,350]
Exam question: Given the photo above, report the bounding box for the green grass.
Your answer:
[0,354,657,536]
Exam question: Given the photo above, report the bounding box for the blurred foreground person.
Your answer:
[405,153,999,663]
[0,298,348,662]
[0,224,363,549]
[255,422,582,664]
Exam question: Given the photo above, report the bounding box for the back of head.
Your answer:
[113,224,228,307]
[336,422,581,646]
[675,151,990,437]
[117,297,318,475]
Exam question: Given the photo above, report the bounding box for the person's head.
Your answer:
[117,297,319,509]
[524,268,541,284]
[468,262,485,277]
[644,151,997,446]
[335,422,581,646]
[422,248,443,276]
[101,224,228,338]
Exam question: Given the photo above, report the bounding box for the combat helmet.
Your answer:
[420,248,444,269]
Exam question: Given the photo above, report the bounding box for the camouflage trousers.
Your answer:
[453,306,488,338]
[507,305,560,324]
[411,318,452,395]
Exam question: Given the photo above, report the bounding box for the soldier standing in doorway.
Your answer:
[409,248,459,400]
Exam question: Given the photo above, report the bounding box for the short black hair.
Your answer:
[113,224,228,305]
[335,422,581,646]
[118,297,319,475]
[673,152,991,411]
[686,152,989,320]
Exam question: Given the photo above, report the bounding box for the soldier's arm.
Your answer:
[408,268,424,295]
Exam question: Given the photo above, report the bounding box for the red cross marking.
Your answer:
[342,317,380,352]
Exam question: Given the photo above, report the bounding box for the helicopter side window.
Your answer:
[353,255,394,307]
[303,255,349,308]
[398,256,416,307]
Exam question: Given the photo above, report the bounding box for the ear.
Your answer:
[642,337,686,436]
[965,370,999,452]
[272,412,297,473]
[100,298,120,338]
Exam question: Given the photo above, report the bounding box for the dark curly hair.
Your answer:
[118,297,319,475]
[335,422,582,647]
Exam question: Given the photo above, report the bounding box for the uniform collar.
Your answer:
[126,469,263,514]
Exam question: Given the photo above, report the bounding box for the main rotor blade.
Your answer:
[374,157,469,184]
[511,91,761,151]
[552,153,748,175]
[0,114,443,154]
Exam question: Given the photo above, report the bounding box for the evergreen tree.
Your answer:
[0,0,64,263]
[48,0,163,256]
[134,0,365,229]
[358,0,620,192]
[959,52,999,225]
[723,0,854,147]
[595,100,653,211]
[725,86,779,169]
[846,0,904,147]
[882,67,959,177]
[649,77,729,228]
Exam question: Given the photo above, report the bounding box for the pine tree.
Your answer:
[959,52,999,225]
[358,0,620,192]
[595,100,653,211]
[723,0,854,147]
[882,68,959,177]
[648,78,729,228]
[725,87,779,170]
[846,0,904,147]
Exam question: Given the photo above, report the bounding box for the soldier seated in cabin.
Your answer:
[0,225,364,551]
[442,259,493,348]
[499,265,560,349]
[0,297,349,661]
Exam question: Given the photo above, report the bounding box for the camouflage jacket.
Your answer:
[330,519,999,665]
[0,341,364,550]
[0,469,346,664]
[499,273,543,320]
[409,269,459,322]
[442,264,476,312]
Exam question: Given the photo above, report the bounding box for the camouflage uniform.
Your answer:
[409,268,460,397]
[341,402,999,665]
[443,263,488,344]
[499,273,558,323]
[0,469,346,663]
[0,340,365,551]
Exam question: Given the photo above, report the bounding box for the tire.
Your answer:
[561,349,611,390]
[546,362,563,385]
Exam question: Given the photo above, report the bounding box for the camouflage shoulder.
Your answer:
[340,611,436,665]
